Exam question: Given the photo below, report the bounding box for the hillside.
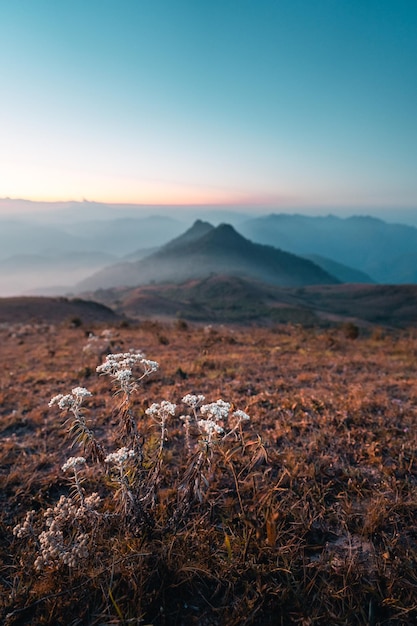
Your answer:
[76,222,339,291]
[0,296,119,324]
[237,214,417,283]
[86,275,417,328]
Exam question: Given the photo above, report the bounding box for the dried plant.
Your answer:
[3,322,417,625]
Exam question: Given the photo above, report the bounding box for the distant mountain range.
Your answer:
[304,255,374,284]
[0,215,185,295]
[237,214,417,283]
[2,209,417,297]
[0,215,186,260]
[76,221,339,291]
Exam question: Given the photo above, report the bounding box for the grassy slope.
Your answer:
[86,276,417,328]
[0,296,118,324]
[1,320,417,624]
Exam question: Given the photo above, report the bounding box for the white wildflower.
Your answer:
[200,399,231,421]
[145,400,176,418]
[140,359,159,374]
[49,387,92,412]
[182,393,205,408]
[49,394,64,407]
[115,369,133,383]
[71,387,92,399]
[61,456,86,472]
[233,410,250,421]
[105,447,135,466]
[96,351,158,390]
[198,419,224,436]
[96,360,113,374]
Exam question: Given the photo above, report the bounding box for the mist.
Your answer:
[2,199,417,297]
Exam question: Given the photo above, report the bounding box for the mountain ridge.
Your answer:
[237,213,417,283]
[76,221,340,291]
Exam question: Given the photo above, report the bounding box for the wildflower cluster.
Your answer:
[104,447,137,513]
[180,397,251,446]
[14,345,251,573]
[49,386,100,456]
[105,447,136,467]
[62,456,87,501]
[13,488,101,572]
[13,509,36,539]
[146,401,177,452]
[32,493,100,570]
[62,456,87,472]
[97,351,158,393]
[49,387,92,412]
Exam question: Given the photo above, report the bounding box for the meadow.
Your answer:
[1,318,417,625]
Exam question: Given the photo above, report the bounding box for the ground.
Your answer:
[1,318,417,625]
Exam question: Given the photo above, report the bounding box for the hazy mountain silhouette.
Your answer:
[237,214,417,283]
[305,254,374,283]
[0,250,117,297]
[0,198,251,225]
[76,221,339,291]
[63,215,186,255]
[0,219,87,260]
[0,215,186,260]
[161,219,214,250]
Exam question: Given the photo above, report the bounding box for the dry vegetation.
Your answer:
[1,318,417,625]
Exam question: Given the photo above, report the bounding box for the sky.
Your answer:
[1,0,417,215]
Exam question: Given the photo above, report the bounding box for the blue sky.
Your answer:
[1,0,416,212]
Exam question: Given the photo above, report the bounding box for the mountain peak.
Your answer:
[162,219,214,251]
[200,223,249,248]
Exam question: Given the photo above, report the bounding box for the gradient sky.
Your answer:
[1,0,417,211]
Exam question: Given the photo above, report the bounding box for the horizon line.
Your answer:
[1,196,417,212]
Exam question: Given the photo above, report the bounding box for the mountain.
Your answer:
[76,221,339,292]
[237,214,417,283]
[161,218,214,250]
[304,255,374,283]
[123,219,214,261]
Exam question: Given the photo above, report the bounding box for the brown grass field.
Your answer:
[1,317,417,625]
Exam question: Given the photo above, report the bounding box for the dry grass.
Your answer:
[1,319,417,625]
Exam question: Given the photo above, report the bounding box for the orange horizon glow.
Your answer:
[0,186,294,209]
[2,191,417,211]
